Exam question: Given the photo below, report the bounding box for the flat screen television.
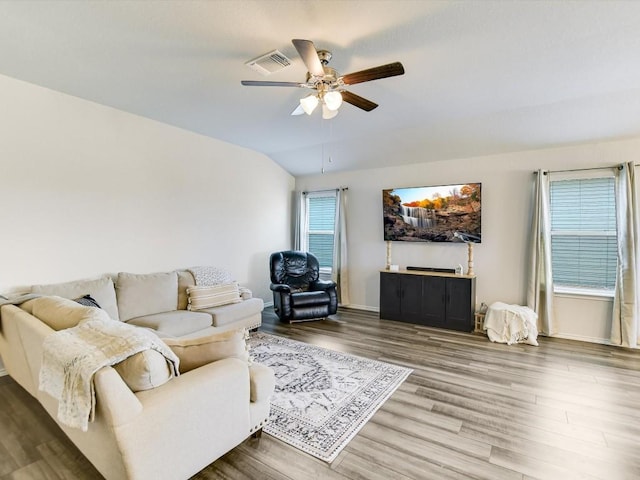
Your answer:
[383,183,481,243]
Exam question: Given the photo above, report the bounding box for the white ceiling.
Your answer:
[1,0,640,176]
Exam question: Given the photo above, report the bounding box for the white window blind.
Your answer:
[306,193,336,270]
[549,176,617,292]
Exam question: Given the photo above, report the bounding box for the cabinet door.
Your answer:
[400,275,423,322]
[421,276,446,327]
[380,273,401,320]
[445,277,473,331]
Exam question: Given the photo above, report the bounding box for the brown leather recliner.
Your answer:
[269,250,338,322]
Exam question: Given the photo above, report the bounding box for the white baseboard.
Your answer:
[335,309,617,347]
[264,301,377,312]
[341,304,379,313]
[263,301,377,314]
[0,368,7,377]
[551,333,613,346]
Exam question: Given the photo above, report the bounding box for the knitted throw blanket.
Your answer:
[0,293,42,307]
[39,316,179,431]
[187,266,233,286]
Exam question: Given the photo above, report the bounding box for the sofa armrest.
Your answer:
[2,304,53,396]
[270,283,291,293]
[97,359,250,430]
[94,357,255,429]
[94,366,143,427]
[239,286,252,300]
[105,358,253,480]
[249,362,275,403]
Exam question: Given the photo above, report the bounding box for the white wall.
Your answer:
[0,73,294,301]
[296,138,640,344]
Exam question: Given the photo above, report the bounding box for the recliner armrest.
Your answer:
[310,279,336,291]
[270,284,291,293]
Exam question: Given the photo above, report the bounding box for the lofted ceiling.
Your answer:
[1,1,640,176]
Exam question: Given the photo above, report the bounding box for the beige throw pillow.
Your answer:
[113,349,172,392]
[163,329,248,373]
[187,283,241,311]
[31,296,110,331]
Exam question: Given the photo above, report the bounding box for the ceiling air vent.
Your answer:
[245,50,292,76]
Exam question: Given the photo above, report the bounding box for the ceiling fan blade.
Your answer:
[292,39,325,77]
[291,104,305,116]
[241,80,305,87]
[341,90,378,111]
[341,62,405,86]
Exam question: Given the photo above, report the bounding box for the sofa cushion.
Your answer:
[126,310,212,337]
[113,349,172,392]
[199,297,263,328]
[31,276,120,321]
[30,296,110,331]
[187,283,241,311]
[162,328,248,373]
[116,272,178,322]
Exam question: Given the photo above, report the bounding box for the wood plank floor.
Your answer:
[1,307,640,479]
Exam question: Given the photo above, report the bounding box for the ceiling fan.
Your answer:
[241,39,405,119]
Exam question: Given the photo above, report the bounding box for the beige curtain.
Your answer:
[526,170,555,335]
[611,162,639,347]
[332,189,350,306]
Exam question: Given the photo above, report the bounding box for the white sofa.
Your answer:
[0,269,275,480]
[26,269,264,336]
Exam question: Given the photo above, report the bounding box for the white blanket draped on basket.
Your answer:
[39,314,179,431]
[483,302,539,346]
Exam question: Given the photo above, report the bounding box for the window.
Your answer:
[305,191,337,272]
[549,175,617,295]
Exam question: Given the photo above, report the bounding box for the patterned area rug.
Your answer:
[248,332,412,462]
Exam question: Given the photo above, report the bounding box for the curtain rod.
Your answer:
[534,165,623,174]
[302,187,348,194]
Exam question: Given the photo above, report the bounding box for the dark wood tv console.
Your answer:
[379,270,476,332]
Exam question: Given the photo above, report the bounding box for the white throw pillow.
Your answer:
[187,283,241,311]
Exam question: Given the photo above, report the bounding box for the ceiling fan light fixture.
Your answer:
[300,94,319,115]
[241,39,405,116]
[324,91,343,111]
[322,103,339,119]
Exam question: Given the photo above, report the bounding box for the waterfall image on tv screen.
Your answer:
[383,183,481,243]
